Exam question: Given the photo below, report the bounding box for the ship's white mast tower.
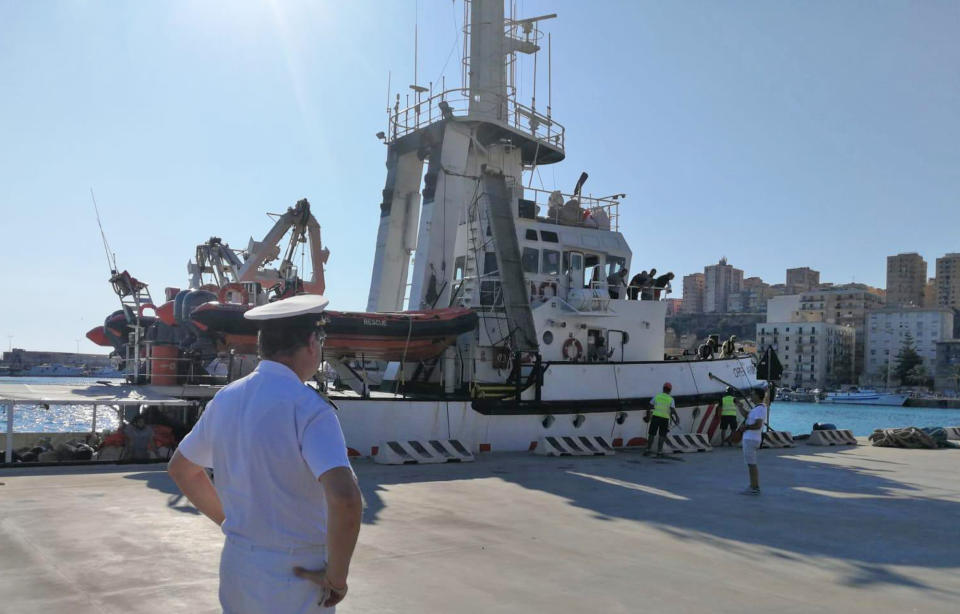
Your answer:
[367,0,563,318]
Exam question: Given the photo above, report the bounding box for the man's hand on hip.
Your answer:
[293,566,348,608]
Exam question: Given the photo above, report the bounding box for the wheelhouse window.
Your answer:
[479,281,504,308]
[525,229,538,241]
[542,249,561,275]
[540,230,559,243]
[583,254,601,288]
[522,247,539,274]
[605,255,627,278]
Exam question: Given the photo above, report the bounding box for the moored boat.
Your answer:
[822,388,908,406]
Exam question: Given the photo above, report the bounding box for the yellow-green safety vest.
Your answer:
[721,395,737,416]
[652,392,673,419]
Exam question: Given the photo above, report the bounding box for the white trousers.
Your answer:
[219,537,333,614]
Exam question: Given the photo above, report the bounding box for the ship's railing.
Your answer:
[118,344,247,386]
[521,186,622,232]
[387,88,565,152]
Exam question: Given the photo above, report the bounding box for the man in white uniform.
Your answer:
[168,295,362,612]
[737,385,770,495]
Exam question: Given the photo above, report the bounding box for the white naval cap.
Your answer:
[244,294,330,321]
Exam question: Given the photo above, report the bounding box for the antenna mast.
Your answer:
[90,188,117,273]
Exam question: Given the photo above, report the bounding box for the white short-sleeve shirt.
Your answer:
[177,360,351,549]
[741,403,768,443]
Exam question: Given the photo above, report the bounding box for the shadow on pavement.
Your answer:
[354,446,960,595]
[124,470,201,515]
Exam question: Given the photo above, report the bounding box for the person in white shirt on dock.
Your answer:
[738,385,771,496]
[168,294,362,613]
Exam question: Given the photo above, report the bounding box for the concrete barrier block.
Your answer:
[534,435,615,456]
[374,439,474,465]
[808,429,857,446]
[665,433,712,453]
[762,431,795,448]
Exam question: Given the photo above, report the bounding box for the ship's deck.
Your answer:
[1,441,958,613]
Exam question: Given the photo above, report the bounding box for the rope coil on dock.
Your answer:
[868,427,957,449]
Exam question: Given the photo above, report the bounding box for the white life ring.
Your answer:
[562,337,583,361]
[218,283,250,305]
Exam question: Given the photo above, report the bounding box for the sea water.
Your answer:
[3,377,960,437]
[768,401,960,437]
[1,377,124,433]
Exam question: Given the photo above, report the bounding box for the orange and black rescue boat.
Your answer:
[184,302,477,362]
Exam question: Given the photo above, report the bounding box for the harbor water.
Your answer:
[0,377,124,433]
[768,401,960,436]
[4,377,960,437]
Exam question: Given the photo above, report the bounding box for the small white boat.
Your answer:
[22,364,84,377]
[821,388,908,406]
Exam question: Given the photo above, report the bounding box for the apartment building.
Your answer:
[885,253,927,307]
[756,322,855,388]
[786,267,820,294]
[864,307,954,383]
[703,258,743,313]
[935,253,960,309]
[681,273,705,314]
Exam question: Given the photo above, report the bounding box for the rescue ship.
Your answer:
[86,0,762,457]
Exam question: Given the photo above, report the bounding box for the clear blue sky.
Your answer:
[1,1,958,353]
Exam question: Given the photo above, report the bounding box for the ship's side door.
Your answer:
[562,251,583,299]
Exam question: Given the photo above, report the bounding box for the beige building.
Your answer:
[664,298,683,316]
[935,253,960,309]
[924,278,938,308]
[886,253,927,307]
[756,321,856,388]
[703,258,743,313]
[681,273,705,314]
[729,278,783,314]
[786,267,820,294]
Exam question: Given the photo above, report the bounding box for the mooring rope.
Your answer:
[868,427,956,449]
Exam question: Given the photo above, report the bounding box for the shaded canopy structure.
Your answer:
[1,382,196,463]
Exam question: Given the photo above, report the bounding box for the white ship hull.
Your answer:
[333,356,761,455]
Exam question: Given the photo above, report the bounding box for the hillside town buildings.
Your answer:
[674,252,959,389]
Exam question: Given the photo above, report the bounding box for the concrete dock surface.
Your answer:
[2,441,958,613]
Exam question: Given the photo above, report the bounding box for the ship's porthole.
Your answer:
[543,331,554,345]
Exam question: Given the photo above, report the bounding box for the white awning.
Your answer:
[0,382,196,406]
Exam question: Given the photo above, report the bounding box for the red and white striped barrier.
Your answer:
[807,429,857,446]
[374,439,475,464]
[762,431,795,448]
[534,435,615,457]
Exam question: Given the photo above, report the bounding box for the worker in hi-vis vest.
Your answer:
[718,387,747,446]
[644,382,680,457]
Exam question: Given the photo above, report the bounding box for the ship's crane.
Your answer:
[188,198,330,298]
